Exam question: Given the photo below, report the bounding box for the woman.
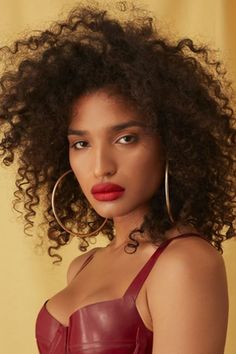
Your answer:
[0,2,234,354]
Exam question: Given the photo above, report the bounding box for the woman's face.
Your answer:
[67,90,165,220]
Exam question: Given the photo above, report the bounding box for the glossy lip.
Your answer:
[92,190,125,201]
[91,183,125,194]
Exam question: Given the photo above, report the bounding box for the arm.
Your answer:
[147,237,229,354]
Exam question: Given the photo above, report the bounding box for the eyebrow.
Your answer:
[67,120,146,136]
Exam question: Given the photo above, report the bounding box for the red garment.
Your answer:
[35,232,207,354]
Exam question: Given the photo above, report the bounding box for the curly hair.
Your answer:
[0,2,235,263]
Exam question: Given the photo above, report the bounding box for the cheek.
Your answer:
[69,151,84,172]
[131,149,165,192]
[68,153,85,185]
[130,141,164,171]
[142,162,164,188]
[68,150,74,166]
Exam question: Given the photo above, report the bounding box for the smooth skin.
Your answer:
[47,89,228,354]
[68,90,166,246]
[66,235,228,354]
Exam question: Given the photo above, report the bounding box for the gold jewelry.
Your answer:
[165,160,175,223]
[51,169,108,237]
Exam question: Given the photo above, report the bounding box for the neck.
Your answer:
[110,205,151,250]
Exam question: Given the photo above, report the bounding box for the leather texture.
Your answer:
[35,232,205,353]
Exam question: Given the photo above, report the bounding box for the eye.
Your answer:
[70,140,88,150]
[117,134,138,144]
[70,134,138,150]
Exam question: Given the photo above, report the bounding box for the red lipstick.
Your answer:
[91,183,125,201]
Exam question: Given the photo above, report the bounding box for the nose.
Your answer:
[93,144,116,179]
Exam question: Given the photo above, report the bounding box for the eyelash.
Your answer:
[70,134,138,150]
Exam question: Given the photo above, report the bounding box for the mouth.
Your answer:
[91,182,125,194]
[92,190,125,201]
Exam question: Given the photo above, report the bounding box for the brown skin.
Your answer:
[147,236,229,354]
[46,90,228,353]
[68,90,166,248]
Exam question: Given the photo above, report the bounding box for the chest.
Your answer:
[64,252,154,331]
[66,296,153,353]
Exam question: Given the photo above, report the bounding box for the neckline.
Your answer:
[43,296,154,332]
[43,241,161,329]
[42,232,204,329]
[42,241,163,329]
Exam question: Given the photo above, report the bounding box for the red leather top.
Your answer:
[35,233,206,354]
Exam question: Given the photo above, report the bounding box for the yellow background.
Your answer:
[0,1,235,353]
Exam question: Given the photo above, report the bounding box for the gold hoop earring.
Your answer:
[51,169,108,237]
[165,160,175,223]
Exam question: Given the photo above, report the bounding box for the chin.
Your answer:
[95,209,129,221]
[89,207,114,220]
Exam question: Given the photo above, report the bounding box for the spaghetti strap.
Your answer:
[72,232,208,286]
[123,232,207,300]
[72,249,98,280]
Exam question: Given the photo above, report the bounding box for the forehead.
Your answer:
[70,90,144,126]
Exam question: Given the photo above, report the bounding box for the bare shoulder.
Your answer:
[146,236,229,354]
[146,234,227,298]
[67,246,101,285]
[152,235,225,275]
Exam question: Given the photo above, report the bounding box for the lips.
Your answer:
[91,183,125,194]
